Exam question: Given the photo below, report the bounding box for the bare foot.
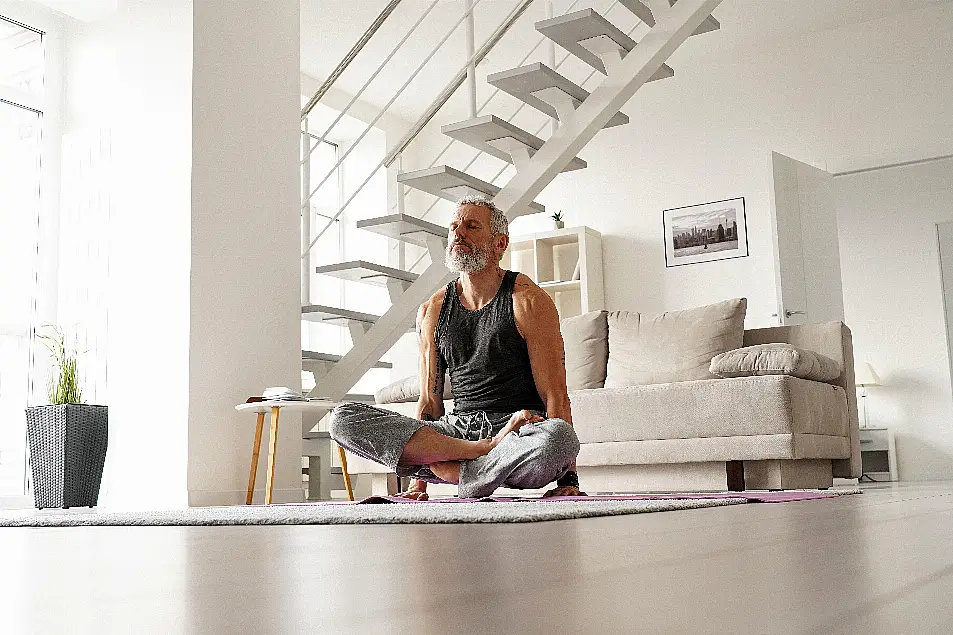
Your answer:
[393,481,429,500]
[495,410,545,441]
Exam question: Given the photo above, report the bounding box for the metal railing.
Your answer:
[301,0,491,219]
[301,0,441,164]
[302,0,537,258]
[301,0,403,121]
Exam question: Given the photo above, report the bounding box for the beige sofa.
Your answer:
[346,299,860,493]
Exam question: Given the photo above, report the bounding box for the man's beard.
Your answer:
[445,240,492,273]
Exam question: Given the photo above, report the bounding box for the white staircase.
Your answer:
[301,0,724,425]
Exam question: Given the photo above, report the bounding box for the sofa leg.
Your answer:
[726,461,745,491]
[743,459,834,490]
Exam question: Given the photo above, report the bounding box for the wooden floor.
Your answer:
[2,482,953,634]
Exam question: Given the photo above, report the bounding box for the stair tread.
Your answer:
[301,304,380,325]
[535,8,674,78]
[397,165,545,213]
[486,62,629,128]
[356,213,448,248]
[441,115,586,172]
[314,260,418,286]
[303,430,332,440]
[619,0,719,35]
[302,350,392,369]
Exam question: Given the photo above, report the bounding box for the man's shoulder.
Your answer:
[510,273,557,318]
[420,285,450,317]
[511,272,550,303]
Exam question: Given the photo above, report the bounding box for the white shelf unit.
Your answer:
[501,226,604,318]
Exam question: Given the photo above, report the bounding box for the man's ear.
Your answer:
[496,233,510,253]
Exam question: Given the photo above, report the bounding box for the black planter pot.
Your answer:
[25,404,108,509]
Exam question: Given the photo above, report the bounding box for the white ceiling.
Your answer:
[301,0,953,123]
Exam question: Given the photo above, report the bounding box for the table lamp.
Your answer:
[855,362,881,429]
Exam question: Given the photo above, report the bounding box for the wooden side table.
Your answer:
[236,401,354,503]
[859,426,899,482]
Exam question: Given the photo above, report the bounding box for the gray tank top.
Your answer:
[435,270,546,414]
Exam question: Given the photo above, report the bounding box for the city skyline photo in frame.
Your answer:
[663,197,748,267]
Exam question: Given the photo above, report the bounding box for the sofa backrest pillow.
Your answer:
[710,343,842,382]
[605,298,747,387]
[374,373,453,404]
[560,310,609,390]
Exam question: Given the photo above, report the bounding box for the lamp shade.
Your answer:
[855,362,881,387]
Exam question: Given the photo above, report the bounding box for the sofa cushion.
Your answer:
[604,298,747,387]
[560,310,609,390]
[374,374,453,404]
[710,343,842,382]
[570,374,849,444]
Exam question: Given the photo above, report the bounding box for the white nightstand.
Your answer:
[859,427,898,482]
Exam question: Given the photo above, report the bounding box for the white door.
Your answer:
[769,152,845,326]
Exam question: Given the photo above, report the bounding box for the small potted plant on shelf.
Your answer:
[25,326,108,509]
[552,210,565,229]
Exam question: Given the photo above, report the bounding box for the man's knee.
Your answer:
[328,402,367,444]
[538,419,580,464]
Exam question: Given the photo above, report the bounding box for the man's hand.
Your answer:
[542,486,585,498]
[394,479,429,501]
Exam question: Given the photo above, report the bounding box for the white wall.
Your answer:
[60,0,302,509]
[105,0,193,509]
[187,0,301,506]
[836,157,953,481]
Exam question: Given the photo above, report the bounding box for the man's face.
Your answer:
[445,204,506,273]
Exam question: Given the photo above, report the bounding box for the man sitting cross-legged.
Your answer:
[329,196,582,499]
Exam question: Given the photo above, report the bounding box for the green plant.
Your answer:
[37,326,83,405]
[551,210,563,222]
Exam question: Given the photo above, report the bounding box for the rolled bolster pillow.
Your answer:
[710,343,842,383]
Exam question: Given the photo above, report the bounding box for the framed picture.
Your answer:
[663,197,748,267]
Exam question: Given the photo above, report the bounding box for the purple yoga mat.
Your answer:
[321,491,844,505]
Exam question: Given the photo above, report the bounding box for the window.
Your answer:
[0,15,44,497]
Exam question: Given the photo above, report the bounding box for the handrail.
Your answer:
[382,0,536,169]
[302,0,535,258]
[302,0,441,165]
[301,0,403,122]
[302,0,491,214]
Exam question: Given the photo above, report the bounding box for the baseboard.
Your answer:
[189,488,305,507]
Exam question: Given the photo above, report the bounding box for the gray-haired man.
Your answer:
[329,197,582,499]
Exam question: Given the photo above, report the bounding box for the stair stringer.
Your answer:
[305,257,456,401]
[493,0,724,221]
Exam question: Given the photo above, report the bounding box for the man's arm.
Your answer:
[512,275,572,426]
[513,278,581,497]
[416,290,447,422]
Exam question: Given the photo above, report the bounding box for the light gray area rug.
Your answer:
[0,497,748,527]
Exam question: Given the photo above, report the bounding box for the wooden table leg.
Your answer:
[337,443,354,501]
[246,412,266,505]
[265,406,281,505]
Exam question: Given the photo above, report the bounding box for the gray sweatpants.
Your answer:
[328,402,580,498]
